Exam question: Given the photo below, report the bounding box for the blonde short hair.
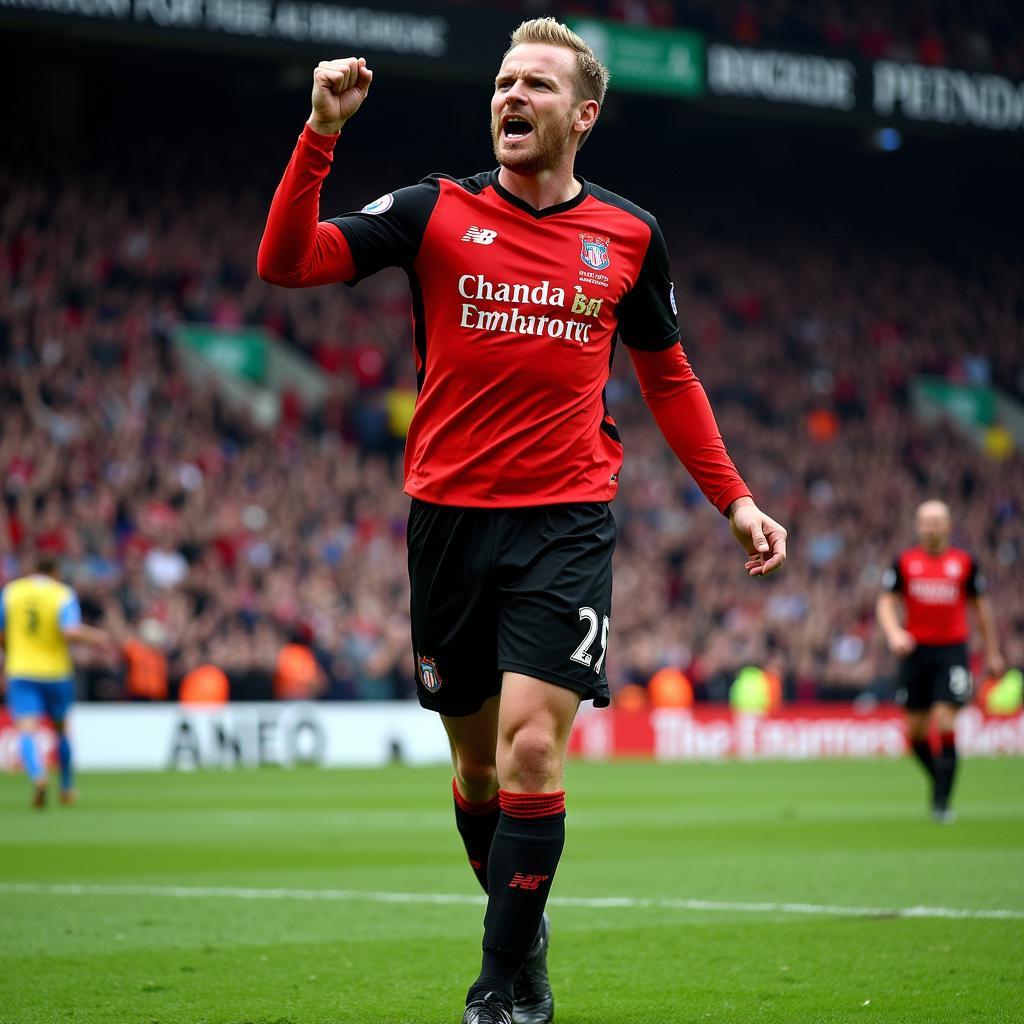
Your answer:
[505,17,610,147]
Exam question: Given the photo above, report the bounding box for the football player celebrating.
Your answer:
[259,18,786,1024]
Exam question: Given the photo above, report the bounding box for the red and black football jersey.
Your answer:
[327,171,679,507]
[882,545,983,646]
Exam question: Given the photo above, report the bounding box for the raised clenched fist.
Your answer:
[309,57,373,135]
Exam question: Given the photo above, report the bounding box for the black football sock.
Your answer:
[910,738,935,779]
[467,790,565,1004]
[933,731,958,810]
[453,777,501,894]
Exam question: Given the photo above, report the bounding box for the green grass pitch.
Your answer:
[1,757,1023,1024]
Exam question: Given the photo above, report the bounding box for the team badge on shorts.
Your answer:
[418,655,442,693]
[579,233,611,271]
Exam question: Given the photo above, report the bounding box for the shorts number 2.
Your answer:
[570,607,610,675]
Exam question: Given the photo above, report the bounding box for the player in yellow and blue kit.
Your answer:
[1,555,113,807]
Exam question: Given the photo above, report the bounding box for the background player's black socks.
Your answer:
[453,777,501,894]
[933,731,958,810]
[910,738,935,779]
[467,790,566,1004]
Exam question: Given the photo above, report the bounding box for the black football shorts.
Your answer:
[407,499,616,716]
[898,642,972,710]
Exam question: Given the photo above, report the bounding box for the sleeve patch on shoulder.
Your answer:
[361,194,394,215]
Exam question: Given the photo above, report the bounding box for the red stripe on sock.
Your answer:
[452,777,500,815]
[939,731,956,748]
[499,789,566,819]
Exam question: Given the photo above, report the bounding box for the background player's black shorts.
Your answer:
[897,642,972,710]
[407,499,616,716]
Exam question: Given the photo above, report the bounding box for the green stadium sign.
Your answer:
[178,325,268,383]
[567,18,704,99]
[914,377,997,428]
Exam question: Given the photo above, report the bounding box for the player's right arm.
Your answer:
[59,593,116,652]
[257,58,372,287]
[877,564,916,656]
[63,624,114,649]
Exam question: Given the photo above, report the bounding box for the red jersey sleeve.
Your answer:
[257,125,356,287]
[629,342,751,515]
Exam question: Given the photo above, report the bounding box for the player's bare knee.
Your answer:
[905,711,929,742]
[502,726,561,792]
[454,755,498,800]
[933,704,958,733]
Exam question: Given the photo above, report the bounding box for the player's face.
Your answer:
[491,44,583,174]
[915,502,951,552]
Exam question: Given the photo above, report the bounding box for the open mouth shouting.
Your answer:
[501,113,535,142]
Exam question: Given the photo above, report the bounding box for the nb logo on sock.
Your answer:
[508,873,550,891]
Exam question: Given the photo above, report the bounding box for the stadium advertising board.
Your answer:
[706,43,1023,132]
[873,60,1024,131]
[570,705,1024,760]
[2,704,1023,772]
[707,44,856,111]
[0,0,455,59]
[567,18,704,98]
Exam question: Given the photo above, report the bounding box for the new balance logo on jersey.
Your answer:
[461,226,497,245]
[508,873,550,891]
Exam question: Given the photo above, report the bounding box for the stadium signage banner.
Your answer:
[696,42,1023,133]
[707,44,856,110]
[2,703,1023,772]
[568,18,704,98]
[568,705,1024,762]
[873,61,1024,131]
[0,0,450,56]
[0,703,451,771]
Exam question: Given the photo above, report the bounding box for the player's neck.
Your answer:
[497,164,581,211]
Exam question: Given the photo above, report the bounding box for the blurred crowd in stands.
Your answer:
[462,0,1024,74]
[0,149,1021,705]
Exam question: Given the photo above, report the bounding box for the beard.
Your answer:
[491,108,575,174]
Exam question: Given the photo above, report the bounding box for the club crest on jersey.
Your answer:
[418,655,442,693]
[362,194,394,215]
[579,233,611,271]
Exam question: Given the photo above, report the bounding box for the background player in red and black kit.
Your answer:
[877,500,1003,823]
[258,18,787,1024]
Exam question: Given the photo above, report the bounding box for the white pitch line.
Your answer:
[1,883,1022,922]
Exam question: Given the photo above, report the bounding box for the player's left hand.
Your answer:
[985,652,1006,679]
[729,498,787,577]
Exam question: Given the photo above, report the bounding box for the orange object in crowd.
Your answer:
[807,408,839,443]
[122,639,169,701]
[614,683,649,711]
[647,667,694,709]
[274,642,322,700]
[179,664,230,705]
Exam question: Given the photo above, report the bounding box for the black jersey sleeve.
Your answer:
[617,218,681,352]
[327,177,441,284]
[966,558,985,597]
[881,562,904,593]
